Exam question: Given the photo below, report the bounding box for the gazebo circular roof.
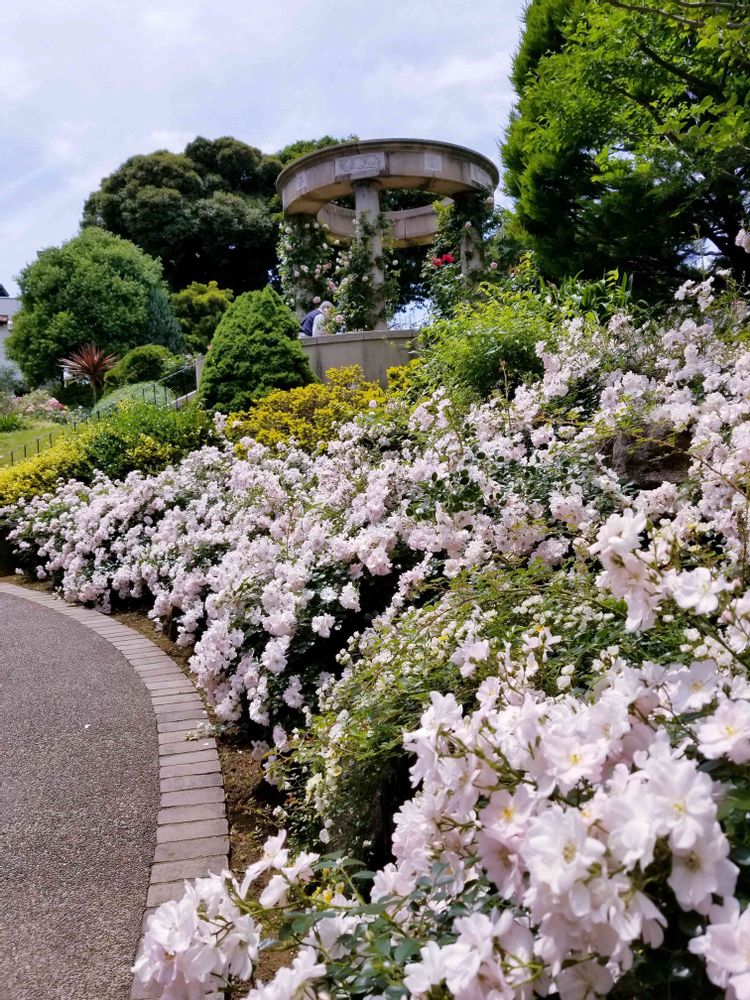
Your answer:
[276,138,500,248]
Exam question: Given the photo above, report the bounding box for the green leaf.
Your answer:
[731,846,750,867]
[394,939,423,963]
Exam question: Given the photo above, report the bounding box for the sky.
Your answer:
[1,0,527,296]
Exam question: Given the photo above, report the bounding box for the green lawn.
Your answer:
[0,422,60,467]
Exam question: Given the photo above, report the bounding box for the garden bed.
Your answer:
[6,276,750,998]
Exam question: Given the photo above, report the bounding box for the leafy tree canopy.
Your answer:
[171,280,235,353]
[276,135,358,165]
[198,286,314,412]
[83,136,357,295]
[104,344,182,393]
[7,228,182,387]
[502,0,750,294]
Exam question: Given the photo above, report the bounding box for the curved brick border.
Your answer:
[0,582,227,1000]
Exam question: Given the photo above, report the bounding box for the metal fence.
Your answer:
[1,429,59,467]
[0,364,199,468]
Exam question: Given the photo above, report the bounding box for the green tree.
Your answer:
[275,135,357,166]
[502,0,750,292]
[145,286,184,353]
[83,136,362,296]
[198,286,314,412]
[7,229,179,386]
[171,280,234,353]
[82,137,279,293]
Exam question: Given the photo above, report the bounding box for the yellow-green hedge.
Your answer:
[0,430,93,505]
[0,400,212,506]
[227,365,386,452]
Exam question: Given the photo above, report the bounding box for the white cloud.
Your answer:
[42,121,94,165]
[143,129,195,153]
[0,0,527,294]
[138,3,200,37]
[0,57,37,103]
[373,52,514,98]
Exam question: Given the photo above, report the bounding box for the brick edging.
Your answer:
[0,582,227,1000]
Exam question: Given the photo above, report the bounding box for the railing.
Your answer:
[0,363,199,468]
[90,364,199,419]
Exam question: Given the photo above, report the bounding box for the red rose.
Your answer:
[431,257,443,268]
[442,253,455,264]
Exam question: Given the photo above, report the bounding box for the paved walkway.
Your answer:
[0,589,159,1000]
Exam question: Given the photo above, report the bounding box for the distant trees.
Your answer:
[7,229,184,387]
[171,281,235,353]
[82,137,280,294]
[502,0,750,293]
[81,133,469,314]
[83,136,357,297]
[275,135,357,165]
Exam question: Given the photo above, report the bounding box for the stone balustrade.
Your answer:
[299,329,418,386]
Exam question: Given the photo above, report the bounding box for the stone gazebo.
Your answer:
[276,138,499,383]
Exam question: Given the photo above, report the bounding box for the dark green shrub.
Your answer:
[37,375,92,409]
[198,286,314,412]
[84,400,210,479]
[104,345,182,392]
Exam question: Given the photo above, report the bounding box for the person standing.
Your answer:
[299,301,332,337]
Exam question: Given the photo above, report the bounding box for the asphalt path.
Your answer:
[0,592,159,1000]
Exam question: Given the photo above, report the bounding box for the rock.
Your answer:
[608,422,691,488]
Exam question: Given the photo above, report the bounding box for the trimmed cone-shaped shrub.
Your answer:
[198,286,313,412]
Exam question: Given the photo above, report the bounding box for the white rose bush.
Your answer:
[5,275,750,998]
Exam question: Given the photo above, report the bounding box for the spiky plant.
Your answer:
[59,344,118,403]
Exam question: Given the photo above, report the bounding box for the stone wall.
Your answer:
[299,329,418,386]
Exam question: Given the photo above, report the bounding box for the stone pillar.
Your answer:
[459,224,482,277]
[353,180,387,330]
